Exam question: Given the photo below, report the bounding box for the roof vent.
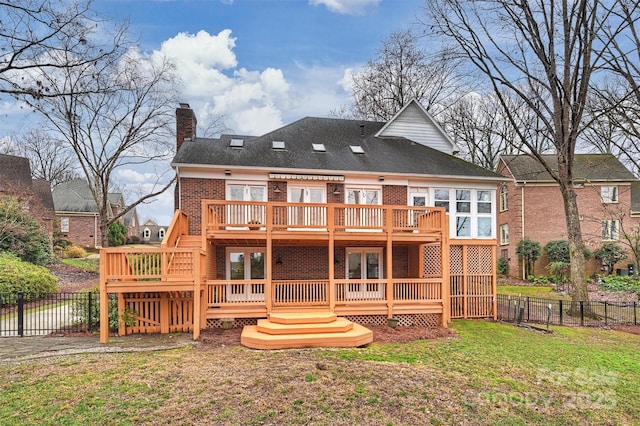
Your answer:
[359,124,365,137]
[312,143,326,152]
[350,145,364,154]
[272,141,286,150]
[230,139,244,148]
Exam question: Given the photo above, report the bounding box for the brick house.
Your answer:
[0,153,55,233]
[52,178,138,248]
[100,100,504,348]
[496,154,640,278]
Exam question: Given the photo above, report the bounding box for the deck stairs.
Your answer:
[175,235,202,248]
[241,311,373,350]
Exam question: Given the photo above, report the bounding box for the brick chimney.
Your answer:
[176,103,197,153]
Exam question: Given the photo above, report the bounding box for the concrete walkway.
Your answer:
[0,333,198,364]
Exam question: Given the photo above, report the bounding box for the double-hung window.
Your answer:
[602,220,619,241]
[601,186,618,203]
[434,188,495,238]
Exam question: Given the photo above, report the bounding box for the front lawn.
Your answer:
[61,257,100,273]
[0,320,638,425]
[497,284,568,299]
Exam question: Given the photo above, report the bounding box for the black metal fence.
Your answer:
[497,294,639,327]
[0,291,103,337]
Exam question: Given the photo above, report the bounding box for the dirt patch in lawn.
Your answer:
[610,325,640,335]
[48,263,99,292]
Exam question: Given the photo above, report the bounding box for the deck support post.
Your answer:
[386,208,394,318]
[193,249,202,340]
[117,293,126,336]
[160,292,170,334]
[329,206,335,312]
[99,249,109,343]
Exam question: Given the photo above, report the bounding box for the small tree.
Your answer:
[108,221,127,247]
[516,237,541,279]
[594,242,628,276]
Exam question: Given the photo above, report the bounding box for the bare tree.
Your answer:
[23,36,179,247]
[0,0,125,99]
[349,29,465,121]
[427,1,638,307]
[8,129,78,186]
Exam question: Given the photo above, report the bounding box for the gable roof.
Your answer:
[499,154,636,182]
[52,179,124,214]
[375,99,459,155]
[173,116,501,180]
[31,179,55,214]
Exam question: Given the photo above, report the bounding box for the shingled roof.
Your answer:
[499,154,636,182]
[52,179,123,213]
[0,154,33,194]
[173,117,502,179]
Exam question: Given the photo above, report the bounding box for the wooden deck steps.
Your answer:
[241,312,373,350]
[176,235,202,248]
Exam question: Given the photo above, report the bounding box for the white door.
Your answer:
[227,249,265,302]
[227,184,266,227]
[346,188,381,228]
[288,186,325,227]
[346,249,383,299]
[408,192,428,226]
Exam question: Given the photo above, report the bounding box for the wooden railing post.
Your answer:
[193,249,201,340]
[328,205,336,312]
[99,249,109,343]
[117,293,126,336]
[386,207,394,318]
[160,292,170,334]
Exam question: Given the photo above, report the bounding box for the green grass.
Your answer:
[497,285,568,299]
[62,257,100,273]
[0,321,638,425]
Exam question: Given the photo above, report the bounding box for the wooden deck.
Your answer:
[99,203,496,347]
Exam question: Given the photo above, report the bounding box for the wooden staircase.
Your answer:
[176,235,202,248]
[241,311,373,350]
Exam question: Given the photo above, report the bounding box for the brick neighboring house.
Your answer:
[99,100,505,347]
[497,154,640,278]
[52,178,138,248]
[0,154,55,233]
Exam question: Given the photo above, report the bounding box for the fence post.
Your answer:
[87,291,93,332]
[559,299,563,325]
[527,297,530,322]
[604,302,608,326]
[635,302,637,326]
[580,301,584,326]
[17,291,24,337]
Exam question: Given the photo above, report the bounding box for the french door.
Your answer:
[346,248,384,299]
[227,184,266,226]
[345,188,382,228]
[288,186,325,227]
[227,248,265,302]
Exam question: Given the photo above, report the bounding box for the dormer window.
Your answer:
[143,228,151,239]
[272,141,286,150]
[158,228,166,239]
[350,145,364,154]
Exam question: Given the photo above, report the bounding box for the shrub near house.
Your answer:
[0,253,58,305]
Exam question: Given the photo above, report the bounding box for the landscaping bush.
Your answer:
[599,275,640,296]
[0,196,52,265]
[516,237,541,278]
[0,252,59,305]
[594,242,627,275]
[497,257,508,275]
[108,221,127,247]
[64,245,87,259]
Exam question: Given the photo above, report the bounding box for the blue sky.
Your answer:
[3,0,424,225]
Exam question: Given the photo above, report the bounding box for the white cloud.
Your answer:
[309,0,380,15]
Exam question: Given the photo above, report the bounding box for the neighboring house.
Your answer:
[52,179,137,248]
[0,154,55,233]
[100,101,505,348]
[140,219,167,244]
[496,154,640,278]
[123,208,140,243]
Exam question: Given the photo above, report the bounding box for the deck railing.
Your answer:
[203,200,446,234]
[102,248,205,284]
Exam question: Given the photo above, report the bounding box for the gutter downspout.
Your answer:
[176,166,181,210]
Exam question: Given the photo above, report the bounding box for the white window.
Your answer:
[433,188,495,239]
[143,228,151,239]
[500,224,509,245]
[602,220,619,241]
[158,228,166,239]
[60,217,69,233]
[346,248,383,300]
[601,186,618,203]
[500,185,508,212]
[226,248,265,302]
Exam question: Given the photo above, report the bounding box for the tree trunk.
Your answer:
[100,219,110,248]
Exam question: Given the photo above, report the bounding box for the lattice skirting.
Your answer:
[344,313,442,328]
[206,317,258,329]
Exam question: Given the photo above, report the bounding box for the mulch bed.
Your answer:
[198,325,455,348]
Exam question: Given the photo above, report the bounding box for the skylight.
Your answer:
[350,145,364,154]
[272,140,286,150]
[312,143,326,152]
[230,139,244,148]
